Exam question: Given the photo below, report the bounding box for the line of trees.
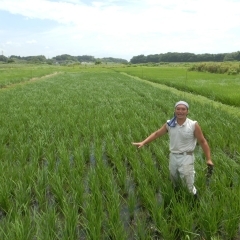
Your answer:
[0,54,128,64]
[130,51,240,64]
[1,51,240,65]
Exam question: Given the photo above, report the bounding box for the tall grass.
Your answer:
[188,62,240,75]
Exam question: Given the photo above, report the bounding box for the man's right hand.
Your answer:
[132,142,144,148]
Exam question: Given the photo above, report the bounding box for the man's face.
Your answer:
[175,104,188,119]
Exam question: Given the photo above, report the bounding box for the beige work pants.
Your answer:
[169,153,197,195]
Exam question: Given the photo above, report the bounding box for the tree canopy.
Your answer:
[5,54,128,64]
[2,51,240,65]
[0,55,8,62]
[130,51,240,64]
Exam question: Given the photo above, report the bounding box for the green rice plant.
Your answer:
[127,188,137,221]
[196,194,224,239]
[67,151,86,212]
[49,174,67,211]
[134,216,154,240]
[83,200,103,239]
[138,149,162,192]
[95,159,127,238]
[104,189,127,239]
[220,193,240,239]
[82,168,104,239]
[35,207,59,240]
[11,180,32,216]
[104,138,129,195]
[136,177,155,210]
[170,199,198,239]
[1,210,35,240]
[61,199,79,240]
[31,166,50,212]
[156,216,177,240]
[0,200,8,219]
[135,178,178,239]
[0,161,18,202]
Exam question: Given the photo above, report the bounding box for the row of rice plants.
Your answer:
[0,69,239,239]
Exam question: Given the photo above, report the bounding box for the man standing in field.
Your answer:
[132,100,214,198]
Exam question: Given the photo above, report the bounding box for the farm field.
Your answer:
[0,65,240,239]
[114,65,240,107]
[0,64,62,87]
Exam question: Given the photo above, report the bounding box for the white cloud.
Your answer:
[0,0,237,33]
[0,0,240,59]
[26,40,37,44]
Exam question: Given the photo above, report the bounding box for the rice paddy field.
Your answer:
[114,65,240,107]
[0,64,240,239]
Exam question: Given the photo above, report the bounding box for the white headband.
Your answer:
[175,101,189,109]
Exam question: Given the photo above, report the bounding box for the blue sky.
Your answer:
[0,0,240,61]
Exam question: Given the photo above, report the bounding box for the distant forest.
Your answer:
[130,51,240,64]
[0,54,128,64]
[0,51,240,64]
